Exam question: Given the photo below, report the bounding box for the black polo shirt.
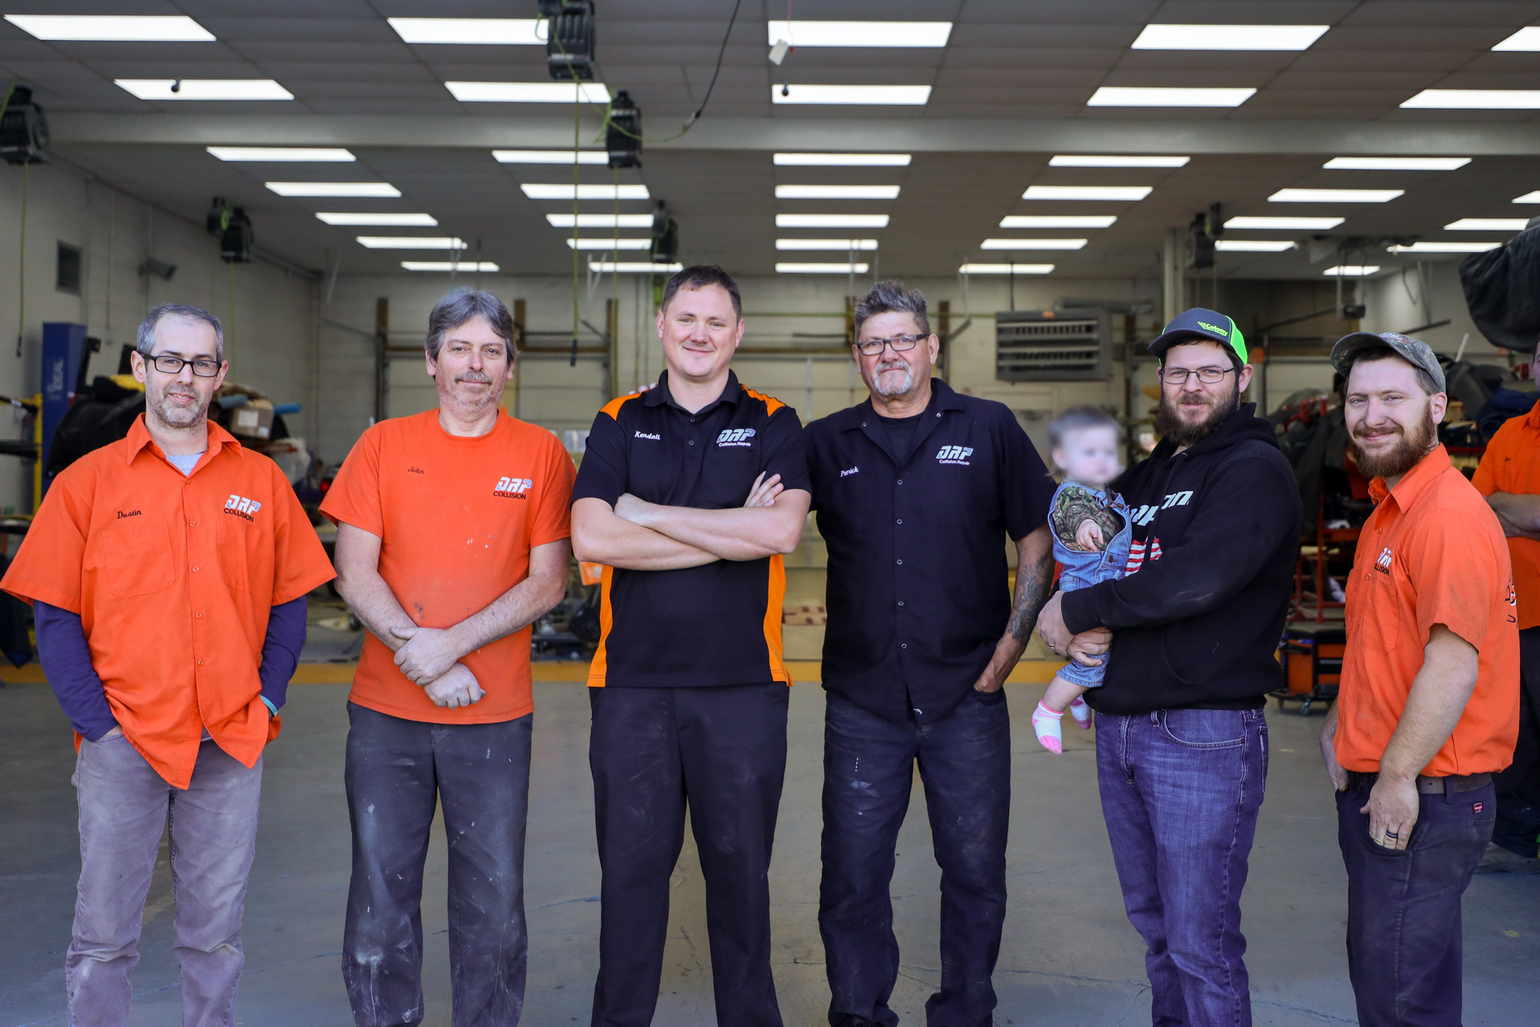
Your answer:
[807,379,1053,723]
[572,370,810,688]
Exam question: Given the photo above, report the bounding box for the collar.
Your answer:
[124,413,242,467]
[644,369,742,412]
[1367,443,1450,509]
[1526,398,1540,430]
[840,378,966,431]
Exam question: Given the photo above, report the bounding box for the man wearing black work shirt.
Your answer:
[806,280,1058,1027]
[571,265,811,1027]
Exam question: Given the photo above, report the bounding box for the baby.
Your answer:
[1032,407,1132,754]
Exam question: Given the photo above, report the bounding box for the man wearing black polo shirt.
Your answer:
[571,265,811,1027]
[807,280,1058,1027]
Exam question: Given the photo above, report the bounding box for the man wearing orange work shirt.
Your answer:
[1471,335,1540,866]
[1319,332,1520,1027]
[2,303,335,1027]
[323,288,575,1027]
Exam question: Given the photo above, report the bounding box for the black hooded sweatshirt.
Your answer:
[1061,402,1302,715]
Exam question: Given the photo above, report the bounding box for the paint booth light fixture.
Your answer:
[1514,191,1540,203]
[567,238,653,250]
[117,79,292,100]
[776,262,872,274]
[1323,156,1470,171]
[776,214,890,228]
[1023,185,1151,201]
[1493,27,1540,50]
[521,183,650,200]
[1131,24,1329,50]
[494,150,608,164]
[1050,155,1189,167]
[775,185,900,200]
[388,18,544,44]
[1387,242,1502,253]
[317,212,438,226]
[402,261,500,272]
[1087,87,1255,107]
[1269,188,1403,203]
[588,261,685,273]
[267,182,400,197]
[547,213,654,228]
[5,15,214,40]
[1214,240,1295,252]
[981,238,1087,250]
[1000,215,1117,229]
[1402,90,1540,109]
[958,263,1055,274]
[774,153,911,166]
[357,236,466,249]
[1445,218,1528,230]
[1323,265,1380,276]
[776,239,879,250]
[207,147,354,161]
[447,81,610,103]
[1225,215,1344,230]
[765,21,951,47]
[773,85,931,105]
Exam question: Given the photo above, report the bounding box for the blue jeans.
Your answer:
[819,687,1011,1027]
[1096,709,1269,1027]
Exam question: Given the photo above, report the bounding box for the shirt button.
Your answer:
[897,479,903,485]
[197,660,204,666]
[898,600,905,606]
[188,521,196,527]
[896,559,903,565]
[195,613,203,619]
[690,417,696,423]
[689,440,695,446]
[192,566,200,572]
[896,518,903,525]
[901,643,908,649]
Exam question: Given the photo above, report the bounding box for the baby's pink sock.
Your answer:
[1032,701,1064,754]
[1069,696,1093,729]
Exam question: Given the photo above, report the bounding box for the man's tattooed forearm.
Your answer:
[1008,547,1055,642]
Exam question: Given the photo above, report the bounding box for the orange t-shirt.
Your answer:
[321,410,575,724]
[0,416,335,788]
[1336,445,1520,776]
[1471,402,1540,629]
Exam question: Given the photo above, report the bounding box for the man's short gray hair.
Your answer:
[426,288,517,360]
[137,304,224,361]
[854,280,930,339]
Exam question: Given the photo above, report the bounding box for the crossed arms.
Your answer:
[1486,492,1540,541]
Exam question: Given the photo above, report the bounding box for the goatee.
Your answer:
[1349,408,1438,480]
[1155,383,1240,448]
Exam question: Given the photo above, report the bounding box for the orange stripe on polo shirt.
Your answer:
[588,564,615,687]
[763,553,792,685]
[743,386,785,417]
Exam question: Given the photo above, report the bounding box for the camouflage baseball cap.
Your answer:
[1330,331,1446,393]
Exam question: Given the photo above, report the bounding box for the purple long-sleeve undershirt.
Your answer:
[35,597,309,742]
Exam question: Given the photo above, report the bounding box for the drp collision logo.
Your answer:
[935,445,973,465]
[224,494,262,521]
[716,427,756,447]
[494,476,534,499]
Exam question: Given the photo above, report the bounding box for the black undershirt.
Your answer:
[875,412,924,466]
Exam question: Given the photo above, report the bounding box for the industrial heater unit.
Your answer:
[994,308,1113,382]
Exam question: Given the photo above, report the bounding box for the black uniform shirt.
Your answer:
[572,370,810,688]
[807,379,1053,723]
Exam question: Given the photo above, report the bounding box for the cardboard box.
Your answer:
[229,398,275,440]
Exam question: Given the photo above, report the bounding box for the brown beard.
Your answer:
[1349,407,1438,480]
[1155,381,1240,448]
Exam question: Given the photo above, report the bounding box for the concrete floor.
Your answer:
[3,679,1537,1027]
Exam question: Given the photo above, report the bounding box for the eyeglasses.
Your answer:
[1159,366,1233,385]
[856,333,927,357]
[147,354,222,377]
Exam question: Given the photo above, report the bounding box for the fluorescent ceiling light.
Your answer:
[1493,27,1540,51]
[1445,217,1528,230]
[493,149,608,164]
[1514,191,1540,203]
[1088,87,1255,107]
[1323,265,1380,276]
[317,212,438,226]
[766,20,951,47]
[981,238,1087,250]
[1269,188,1403,203]
[207,146,354,162]
[1323,156,1470,171]
[1131,24,1329,50]
[1023,185,1151,201]
[1049,154,1189,168]
[567,238,653,250]
[1402,90,1540,109]
[5,14,214,41]
[776,262,872,274]
[1387,242,1502,253]
[521,183,649,200]
[774,153,911,166]
[1215,239,1295,252]
[402,261,500,272]
[447,81,610,103]
[267,181,400,197]
[776,213,890,228]
[775,184,900,200]
[388,18,543,44]
[1226,215,1344,229]
[773,85,931,105]
[547,213,654,228]
[357,236,466,250]
[589,261,685,273]
[116,79,292,101]
[776,239,879,250]
[958,263,1055,275]
[1000,215,1117,228]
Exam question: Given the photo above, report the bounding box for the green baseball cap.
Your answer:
[1148,307,1248,368]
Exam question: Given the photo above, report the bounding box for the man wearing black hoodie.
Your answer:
[1038,308,1302,1027]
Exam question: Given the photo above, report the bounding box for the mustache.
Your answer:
[875,360,909,373]
[1352,422,1404,440]
[455,371,493,384]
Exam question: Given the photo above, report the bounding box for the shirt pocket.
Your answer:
[100,520,175,598]
[215,510,253,593]
[1356,569,1400,653]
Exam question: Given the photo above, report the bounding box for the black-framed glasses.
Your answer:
[1159,366,1233,385]
[148,354,222,377]
[856,333,927,357]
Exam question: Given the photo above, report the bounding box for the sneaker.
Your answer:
[1474,842,1540,875]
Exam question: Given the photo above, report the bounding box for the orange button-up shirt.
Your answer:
[1,416,335,787]
[1336,445,1520,776]
[1471,401,1540,629]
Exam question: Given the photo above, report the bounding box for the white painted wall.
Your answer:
[1362,260,1498,360]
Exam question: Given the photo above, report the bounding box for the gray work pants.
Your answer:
[68,733,263,1027]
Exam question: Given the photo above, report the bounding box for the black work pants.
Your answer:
[1493,626,1540,857]
[341,703,533,1027]
[588,682,789,1027]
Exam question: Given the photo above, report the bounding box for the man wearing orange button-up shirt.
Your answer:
[1,304,334,1027]
[1319,331,1519,1027]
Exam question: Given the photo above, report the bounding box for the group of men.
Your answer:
[3,267,1526,1027]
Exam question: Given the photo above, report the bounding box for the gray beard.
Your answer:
[871,363,914,398]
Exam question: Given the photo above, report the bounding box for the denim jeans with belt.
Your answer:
[1095,708,1269,1027]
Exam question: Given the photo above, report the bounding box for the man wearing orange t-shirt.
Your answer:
[1,304,335,1027]
[1320,332,1519,1027]
[1471,336,1540,865]
[323,289,574,1027]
